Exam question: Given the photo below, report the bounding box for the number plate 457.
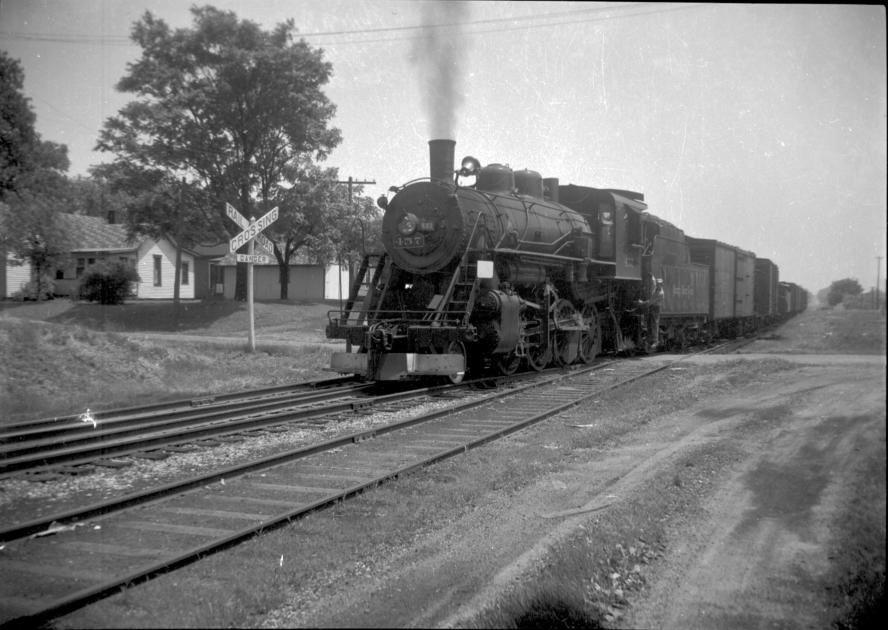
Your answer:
[394,235,425,248]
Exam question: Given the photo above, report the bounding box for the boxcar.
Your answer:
[754,258,780,323]
[687,237,756,336]
[777,281,807,316]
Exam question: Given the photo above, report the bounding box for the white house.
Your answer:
[1,253,33,298]
[46,214,196,300]
[4,212,349,302]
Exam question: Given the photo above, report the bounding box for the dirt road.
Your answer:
[620,356,885,629]
[264,335,885,628]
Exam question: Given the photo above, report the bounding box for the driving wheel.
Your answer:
[495,352,521,376]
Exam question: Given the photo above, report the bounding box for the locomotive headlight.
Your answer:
[397,213,418,236]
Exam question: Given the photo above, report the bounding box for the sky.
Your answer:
[1,1,885,296]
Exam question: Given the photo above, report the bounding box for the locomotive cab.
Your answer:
[557,184,647,279]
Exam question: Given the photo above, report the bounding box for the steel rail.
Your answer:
[0,378,473,475]
[0,375,359,435]
[0,359,588,476]
[0,382,374,457]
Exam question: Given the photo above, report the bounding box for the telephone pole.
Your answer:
[336,176,376,207]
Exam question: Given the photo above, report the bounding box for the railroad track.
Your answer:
[1,334,751,479]
[0,377,411,476]
[0,351,714,629]
[0,363,591,479]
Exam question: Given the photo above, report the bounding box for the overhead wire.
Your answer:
[311,4,701,47]
[0,3,699,48]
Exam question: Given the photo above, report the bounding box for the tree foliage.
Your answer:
[260,165,378,299]
[96,5,342,299]
[66,174,135,223]
[0,51,71,300]
[827,277,863,306]
[0,51,69,198]
[0,50,40,196]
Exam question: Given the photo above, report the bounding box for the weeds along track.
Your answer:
[0,352,709,628]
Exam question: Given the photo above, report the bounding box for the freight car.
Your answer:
[326,140,806,382]
[778,281,808,317]
[754,258,781,326]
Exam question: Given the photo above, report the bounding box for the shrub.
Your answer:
[78,261,140,305]
[12,275,55,301]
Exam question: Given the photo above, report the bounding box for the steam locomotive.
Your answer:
[326,140,807,382]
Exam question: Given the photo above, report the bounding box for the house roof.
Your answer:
[191,242,230,258]
[56,213,140,252]
[55,213,210,258]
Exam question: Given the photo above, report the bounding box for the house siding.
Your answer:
[221,264,331,300]
[325,265,351,301]
[4,255,32,298]
[136,240,195,299]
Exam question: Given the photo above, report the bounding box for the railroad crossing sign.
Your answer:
[226,203,274,254]
[224,202,280,353]
[236,253,271,264]
[228,205,278,253]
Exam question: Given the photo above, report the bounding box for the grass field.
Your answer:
[0,299,342,422]
[0,297,337,334]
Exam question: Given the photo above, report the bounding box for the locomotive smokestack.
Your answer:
[429,139,455,182]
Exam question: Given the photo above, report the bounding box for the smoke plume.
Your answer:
[410,2,469,140]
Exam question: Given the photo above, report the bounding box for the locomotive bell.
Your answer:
[459,156,482,177]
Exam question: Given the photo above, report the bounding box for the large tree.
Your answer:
[96,5,341,299]
[0,51,70,299]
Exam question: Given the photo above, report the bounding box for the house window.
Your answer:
[181,262,189,285]
[153,255,162,286]
[88,257,95,266]
[211,265,225,295]
[56,269,65,280]
[76,258,85,278]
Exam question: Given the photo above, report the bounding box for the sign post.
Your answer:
[227,204,278,351]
